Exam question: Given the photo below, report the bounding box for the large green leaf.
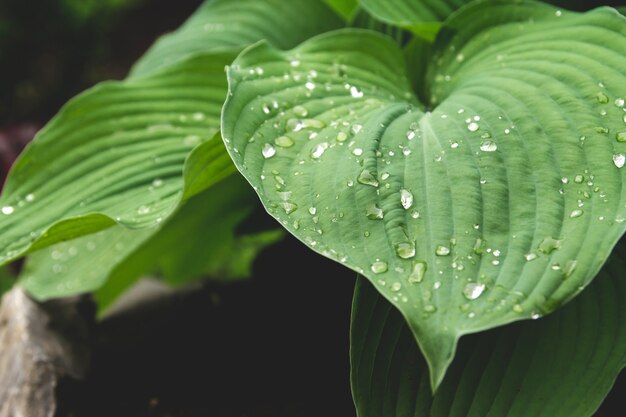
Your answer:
[357,0,585,40]
[0,52,233,265]
[20,174,281,308]
[221,2,626,388]
[351,243,626,416]
[0,0,343,268]
[130,0,344,78]
[19,139,246,299]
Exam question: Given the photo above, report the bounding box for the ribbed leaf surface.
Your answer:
[221,2,626,387]
[130,0,344,78]
[0,0,343,267]
[351,244,626,416]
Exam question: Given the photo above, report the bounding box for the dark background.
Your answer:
[0,0,625,416]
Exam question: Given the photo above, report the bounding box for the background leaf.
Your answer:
[358,0,466,40]
[222,3,626,387]
[130,0,345,78]
[0,0,343,268]
[324,0,360,22]
[351,243,626,417]
[18,139,279,303]
[0,53,233,265]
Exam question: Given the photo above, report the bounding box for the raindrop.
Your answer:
[2,206,15,215]
[435,245,450,256]
[336,132,348,142]
[473,238,484,255]
[615,98,625,107]
[152,179,164,188]
[400,189,413,209]
[281,202,298,215]
[512,304,524,313]
[275,136,294,148]
[311,142,328,159]
[394,242,415,259]
[350,86,364,98]
[192,112,206,121]
[351,124,363,135]
[570,209,583,218]
[262,143,276,159]
[352,148,363,156]
[25,194,35,202]
[303,119,325,129]
[366,204,384,220]
[391,282,402,292]
[463,282,486,300]
[407,131,416,140]
[305,82,316,91]
[574,175,584,183]
[525,253,538,261]
[616,132,626,143]
[613,153,626,168]
[357,169,379,187]
[597,92,609,104]
[408,261,427,283]
[371,261,388,274]
[467,122,480,132]
[293,105,308,117]
[480,140,497,152]
[538,236,561,254]
[563,259,577,278]
[308,207,317,215]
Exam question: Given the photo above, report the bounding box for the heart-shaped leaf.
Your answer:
[222,2,626,388]
[351,243,626,416]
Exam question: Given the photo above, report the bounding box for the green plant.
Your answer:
[1,0,626,414]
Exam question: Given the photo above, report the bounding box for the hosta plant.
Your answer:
[1,0,626,415]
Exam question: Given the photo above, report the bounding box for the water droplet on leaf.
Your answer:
[435,245,450,256]
[463,282,486,300]
[371,261,388,274]
[262,143,276,159]
[357,169,379,187]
